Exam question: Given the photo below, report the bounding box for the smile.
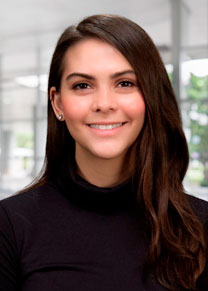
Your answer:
[88,123,124,130]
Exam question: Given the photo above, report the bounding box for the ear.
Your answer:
[50,87,64,121]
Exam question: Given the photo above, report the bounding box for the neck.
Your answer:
[75,148,133,188]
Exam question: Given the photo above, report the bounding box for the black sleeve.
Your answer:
[197,221,208,291]
[197,265,208,291]
[0,203,20,291]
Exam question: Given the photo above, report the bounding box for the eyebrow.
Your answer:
[65,70,136,81]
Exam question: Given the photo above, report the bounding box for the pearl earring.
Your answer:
[57,114,63,120]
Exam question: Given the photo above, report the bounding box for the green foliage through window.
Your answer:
[185,74,208,186]
[17,133,33,149]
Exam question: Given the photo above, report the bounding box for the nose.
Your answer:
[91,87,118,113]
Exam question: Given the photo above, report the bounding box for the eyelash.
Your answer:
[72,83,91,90]
[72,80,136,90]
[118,80,135,87]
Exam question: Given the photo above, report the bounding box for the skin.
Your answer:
[51,38,145,187]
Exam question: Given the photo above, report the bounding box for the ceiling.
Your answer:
[0,0,207,50]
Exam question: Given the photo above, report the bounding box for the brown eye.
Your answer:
[118,80,135,87]
[73,83,91,90]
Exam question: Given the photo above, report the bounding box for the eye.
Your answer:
[72,83,91,90]
[118,80,135,87]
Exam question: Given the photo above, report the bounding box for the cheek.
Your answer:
[61,98,88,122]
[122,95,146,121]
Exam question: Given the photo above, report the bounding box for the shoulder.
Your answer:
[186,194,208,224]
[0,182,70,252]
[0,182,63,222]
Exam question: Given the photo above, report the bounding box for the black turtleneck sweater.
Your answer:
[0,165,208,291]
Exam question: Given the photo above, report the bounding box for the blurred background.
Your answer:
[0,0,207,200]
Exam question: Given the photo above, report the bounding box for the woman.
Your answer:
[0,14,207,291]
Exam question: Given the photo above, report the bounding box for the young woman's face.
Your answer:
[51,38,145,162]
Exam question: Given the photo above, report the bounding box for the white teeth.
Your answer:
[89,123,123,130]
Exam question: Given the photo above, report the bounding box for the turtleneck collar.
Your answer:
[53,155,138,214]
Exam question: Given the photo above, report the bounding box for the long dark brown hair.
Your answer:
[25,15,207,290]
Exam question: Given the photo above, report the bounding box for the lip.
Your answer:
[87,121,126,125]
[86,122,127,136]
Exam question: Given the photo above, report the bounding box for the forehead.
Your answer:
[61,38,133,74]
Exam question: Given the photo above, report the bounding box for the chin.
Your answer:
[91,148,127,161]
